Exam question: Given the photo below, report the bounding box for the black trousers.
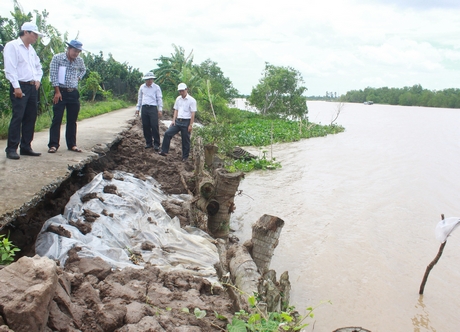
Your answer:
[161,118,191,159]
[49,89,80,149]
[6,84,38,153]
[141,105,160,148]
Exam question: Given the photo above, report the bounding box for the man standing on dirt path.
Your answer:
[4,22,43,160]
[158,83,196,162]
[48,40,86,154]
[136,72,163,151]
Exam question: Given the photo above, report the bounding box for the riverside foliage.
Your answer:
[340,84,460,108]
[195,108,344,172]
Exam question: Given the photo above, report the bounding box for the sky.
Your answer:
[1,0,460,96]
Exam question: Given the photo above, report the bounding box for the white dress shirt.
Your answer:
[174,94,197,119]
[4,37,43,89]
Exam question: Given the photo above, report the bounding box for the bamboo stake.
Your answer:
[419,214,446,295]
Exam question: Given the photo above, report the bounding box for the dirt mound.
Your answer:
[1,116,237,331]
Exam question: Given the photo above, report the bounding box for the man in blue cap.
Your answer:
[48,40,86,153]
[3,22,43,159]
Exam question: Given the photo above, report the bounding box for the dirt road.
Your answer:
[0,107,137,228]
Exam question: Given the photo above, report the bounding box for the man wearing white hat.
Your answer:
[48,40,87,153]
[135,72,163,151]
[159,83,197,162]
[3,22,43,160]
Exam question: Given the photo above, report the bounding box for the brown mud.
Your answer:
[2,116,236,331]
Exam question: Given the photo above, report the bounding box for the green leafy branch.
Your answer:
[223,283,329,332]
[0,233,20,265]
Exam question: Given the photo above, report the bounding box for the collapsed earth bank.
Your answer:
[0,117,286,331]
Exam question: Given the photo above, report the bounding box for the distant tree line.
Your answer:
[340,84,460,108]
[307,91,339,101]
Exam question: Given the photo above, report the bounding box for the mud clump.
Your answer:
[83,209,100,223]
[69,220,92,235]
[81,192,103,203]
[103,184,119,195]
[46,224,71,238]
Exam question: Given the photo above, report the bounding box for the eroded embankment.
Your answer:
[3,118,196,258]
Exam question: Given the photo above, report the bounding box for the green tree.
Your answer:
[153,44,199,96]
[248,63,308,120]
[196,59,239,100]
[82,71,103,102]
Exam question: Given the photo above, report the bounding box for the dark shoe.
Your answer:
[158,151,167,156]
[154,146,160,152]
[145,144,153,149]
[6,151,20,160]
[20,149,41,156]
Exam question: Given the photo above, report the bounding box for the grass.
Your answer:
[0,99,133,139]
[195,108,344,171]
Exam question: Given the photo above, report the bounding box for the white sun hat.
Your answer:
[142,72,156,80]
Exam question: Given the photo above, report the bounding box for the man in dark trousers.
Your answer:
[135,72,163,151]
[159,83,197,162]
[3,22,43,160]
[48,40,86,153]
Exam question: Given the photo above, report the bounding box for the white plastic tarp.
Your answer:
[35,171,219,281]
[435,217,460,243]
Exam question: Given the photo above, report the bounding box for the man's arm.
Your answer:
[78,57,86,80]
[171,109,178,126]
[135,85,143,116]
[188,111,195,133]
[156,85,163,112]
[3,42,20,90]
[50,55,62,104]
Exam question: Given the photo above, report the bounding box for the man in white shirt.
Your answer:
[135,72,163,151]
[3,22,43,160]
[159,83,197,162]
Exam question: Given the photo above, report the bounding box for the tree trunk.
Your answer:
[199,179,215,200]
[228,245,260,300]
[204,144,218,168]
[251,214,285,274]
[196,197,219,216]
[257,270,280,312]
[193,137,205,181]
[279,271,291,311]
[207,169,244,238]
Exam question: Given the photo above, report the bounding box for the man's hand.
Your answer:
[188,124,193,133]
[158,111,162,118]
[135,110,140,117]
[34,81,41,90]
[13,88,23,98]
[53,91,62,104]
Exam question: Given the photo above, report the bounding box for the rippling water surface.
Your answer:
[231,101,460,332]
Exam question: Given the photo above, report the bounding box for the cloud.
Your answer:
[1,0,460,96]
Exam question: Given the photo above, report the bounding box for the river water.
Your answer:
[231,101,460,332]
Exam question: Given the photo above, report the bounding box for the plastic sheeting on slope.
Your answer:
[35,171,219,281]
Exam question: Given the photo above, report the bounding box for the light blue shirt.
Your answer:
[136,83,163,111]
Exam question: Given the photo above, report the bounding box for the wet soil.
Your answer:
[3,116,236,331]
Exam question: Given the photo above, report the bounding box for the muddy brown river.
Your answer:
[232,101,460,332]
